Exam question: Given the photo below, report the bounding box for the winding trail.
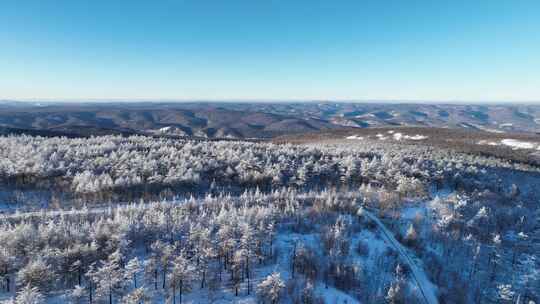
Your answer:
[363,209,439,304]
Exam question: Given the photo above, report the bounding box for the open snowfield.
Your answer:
[345,130,428,142]
[477,138,540,150]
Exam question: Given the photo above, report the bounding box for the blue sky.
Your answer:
[1,0,539,101]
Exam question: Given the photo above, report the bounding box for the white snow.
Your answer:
[333,119,363,128]
[406,134,428,140]
[477,138,540,150]
[401,207,426,220]
[469,123,505,134]
[500,139,536,150]
[391,133,428,141]
[346,135,364,140]
[363,210,439,304]
[318,284,360,304]
[477,140,499,146]
[356,230,389,258]
[499,123,513,128]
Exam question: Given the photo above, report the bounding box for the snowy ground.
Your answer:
[345,131,428,142]
[0,230,363,304]
[478,138,540,150]
[362,209,439,304]
[0,204,441,304]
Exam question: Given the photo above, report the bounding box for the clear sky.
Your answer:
[1,0,539,102]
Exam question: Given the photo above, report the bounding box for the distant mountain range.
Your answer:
[0,101,539,138]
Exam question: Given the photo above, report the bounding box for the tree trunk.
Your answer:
[269,238,273,260]
[89,283,93,304]
[154,269,158,290]
[246,256,250,295]
[291,243,296,278]
[173,282,176,304]
[179,280,183,304]
[201,270,205,289]
[163,268,167,289]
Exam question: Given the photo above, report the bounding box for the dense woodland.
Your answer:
[0,135,537,207]
[0,135,538,303]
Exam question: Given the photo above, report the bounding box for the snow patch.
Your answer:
[468,123,505,134]
[477,139,540,150]
[500,139,536,150]
[477,140,499,146]
[363,210,439,304]
[318,283,360,304]
[391,133,428,141]
[407,135,428,140]
[346,135,364,140]
[401,207,426,220]
[332,119,363,128]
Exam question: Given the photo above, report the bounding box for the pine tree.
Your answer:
[144,256,159,290]
[16,258,56,291]
[125,257,142,288]
[121,287,150,304]
[256,272,285,304]
[167,250,194,304]
[497,284,515,303]
[404,223,418,247]
[86,250,125,304]
[69,285,86,304]
[151,241,175,289]
[15,284,44,304]
[239,223,255,295]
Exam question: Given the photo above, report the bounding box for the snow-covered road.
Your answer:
[363,209,439,304]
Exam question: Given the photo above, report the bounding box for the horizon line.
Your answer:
[2,98,540,105]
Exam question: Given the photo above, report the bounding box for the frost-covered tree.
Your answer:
[68,285,86,304]
[239,222,256,295]
[16,258,56,291]
[151,241,175,290]
[86,250,125,304]
[125,257,142,288]
[167,250,194,304]
[386,264,406,304]
[385,281,405,304]
[0,133,538,303]
[121,287,150,304]
[144,256,159,291]
[497,284,515,303]
[256,272,285,304]
[404,223,418,247]
[15,285,44,304]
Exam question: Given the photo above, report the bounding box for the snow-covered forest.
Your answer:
[0,135,538,303]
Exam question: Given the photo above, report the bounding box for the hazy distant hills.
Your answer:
[0,102,342,138]
[0,101,539,138]
[224,102,540,134]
